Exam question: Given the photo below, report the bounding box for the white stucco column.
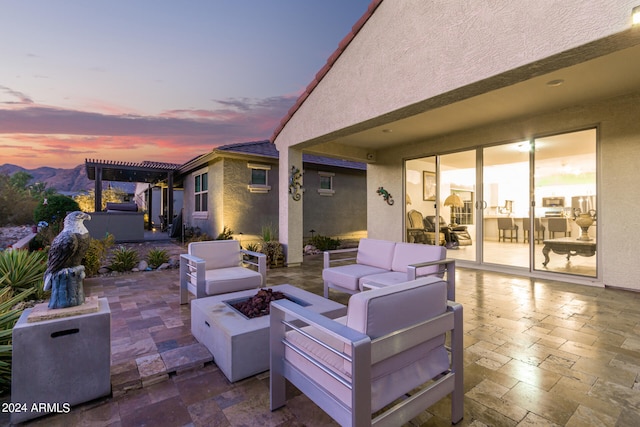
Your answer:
[278,147,304,267]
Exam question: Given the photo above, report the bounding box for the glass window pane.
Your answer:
[195,175,201,192]
[251,169,267,185]
[202,173,208,191]
[320,176,332,189]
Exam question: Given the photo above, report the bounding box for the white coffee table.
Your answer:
[191,284,346,382]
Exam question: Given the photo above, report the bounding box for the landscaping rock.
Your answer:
[137,260,148,271]
[0,226,33,249]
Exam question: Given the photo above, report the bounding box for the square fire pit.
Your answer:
[191,284,346,382]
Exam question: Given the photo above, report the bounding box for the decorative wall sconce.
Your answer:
[289,166,302,201]
[376,187,394,205]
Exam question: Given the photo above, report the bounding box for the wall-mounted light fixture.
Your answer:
[633,5,640,25]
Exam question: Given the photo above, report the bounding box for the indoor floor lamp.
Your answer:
[444,194,464,226]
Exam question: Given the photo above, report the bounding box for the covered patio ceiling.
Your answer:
[311,35,640,154]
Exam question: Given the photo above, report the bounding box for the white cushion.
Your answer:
[346,277,450,411]
[203,267,262,295]
[284,277,450,413]
[355,238,396,270]
[189,240,241,270]
[391,242,445,274]
[323,264,389,291]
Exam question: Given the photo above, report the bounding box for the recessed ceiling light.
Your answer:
[382,129,393,133]
[546,79,564,87]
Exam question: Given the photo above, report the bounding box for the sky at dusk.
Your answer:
[0,0,371,169]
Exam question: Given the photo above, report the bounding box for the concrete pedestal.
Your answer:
[11,298,111,424]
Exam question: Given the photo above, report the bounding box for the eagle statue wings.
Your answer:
[43,211,92,292]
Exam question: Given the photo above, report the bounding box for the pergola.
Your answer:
[85,159,180,229]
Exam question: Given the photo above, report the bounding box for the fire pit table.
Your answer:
[191,284,346,382]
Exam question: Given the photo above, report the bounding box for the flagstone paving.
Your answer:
[3,239,640,426]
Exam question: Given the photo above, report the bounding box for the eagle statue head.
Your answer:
[63,211,92,233]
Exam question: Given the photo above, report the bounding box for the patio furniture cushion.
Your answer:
[180,240,266,304]
[357,242,446,289]
[323,264,389,292]
[189,240,242,269]
[202,267,263,295]
[282,277,450,412]
[345,277,449,410]
[322,238,396,294]
[391,242,445,275]
[355,238,396,270]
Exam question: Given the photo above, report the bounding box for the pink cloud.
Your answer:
[0,94,297,169]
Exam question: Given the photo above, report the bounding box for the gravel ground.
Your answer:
[0,226,34,249]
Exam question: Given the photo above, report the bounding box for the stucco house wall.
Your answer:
[222,157,279,244]
[303,164,367,243]
[273,0,640,289]
[275,0,638,154]
[178,142,366,248]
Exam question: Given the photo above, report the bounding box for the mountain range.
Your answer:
[0,164,134,194]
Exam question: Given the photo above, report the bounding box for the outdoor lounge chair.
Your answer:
[322,238,454,299]
[179,240,266,304]
[270,276,464,426]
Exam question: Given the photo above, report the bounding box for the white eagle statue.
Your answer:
[43,211,92,308]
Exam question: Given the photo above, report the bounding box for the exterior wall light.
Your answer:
[633,5,640,25]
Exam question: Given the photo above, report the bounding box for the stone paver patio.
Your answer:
[3,239,640,426]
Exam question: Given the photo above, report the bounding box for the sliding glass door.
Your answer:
[440,150,476,262]
[532,129,597,277]
[482,142,530,268]
[404,128,597,279]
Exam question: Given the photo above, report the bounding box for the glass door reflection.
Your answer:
[482,143,530,268]
[439,150,476,262]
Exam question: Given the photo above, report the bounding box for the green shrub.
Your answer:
[146,248,169,269]
[0,249,47,297]
[215,226,234,240]
[185,232,213,245]
[83,234,115,276]
[308,235,341,251]
[260,224,277,242]
[244,243,260,252]
[110,246,139,272]
[33,194,80,226]
[260,241,283,266]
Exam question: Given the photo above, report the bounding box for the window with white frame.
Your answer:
[248,163,271,193]
[194,171,208,214]
[317,171,335,196]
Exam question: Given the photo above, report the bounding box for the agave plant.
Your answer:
[110,246,139,272]
[146,248,169,269]
[0,249,47,293]
[0,276,36,393]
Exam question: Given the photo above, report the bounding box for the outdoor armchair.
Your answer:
[179,240,266,304]
[270,276,464,426]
